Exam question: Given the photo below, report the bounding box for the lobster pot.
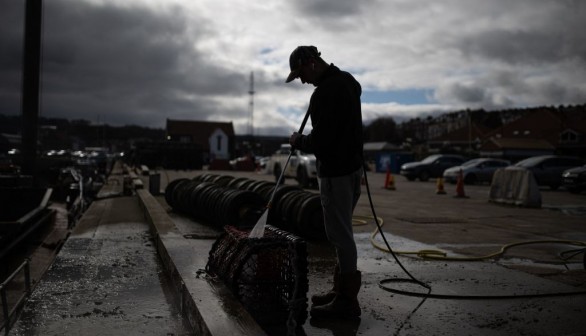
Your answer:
[206,225,309,326]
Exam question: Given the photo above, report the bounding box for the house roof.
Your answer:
[166,119,235,145]
[484,108,586,146]
[429,123,493,143]
[481,137,555,151]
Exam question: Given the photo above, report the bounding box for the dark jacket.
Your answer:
[295,64,363,177]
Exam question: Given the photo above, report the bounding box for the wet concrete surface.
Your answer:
[9,178,191,335]
[153,169,586,335]
[10,167,586,335]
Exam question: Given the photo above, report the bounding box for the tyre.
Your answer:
[419,171,430,182]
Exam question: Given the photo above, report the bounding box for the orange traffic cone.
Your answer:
[384,163,396,190]
[436,177,447,195]
[454,169,468,198]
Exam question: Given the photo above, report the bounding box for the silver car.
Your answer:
[443,158,510,184]
[514,155,585,190]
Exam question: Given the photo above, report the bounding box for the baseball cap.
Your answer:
[285,46,320,83]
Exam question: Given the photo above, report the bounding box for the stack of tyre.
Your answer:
[164,176,265,230]
[165,174,326,240]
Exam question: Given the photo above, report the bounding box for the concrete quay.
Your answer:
[8,165,586,336]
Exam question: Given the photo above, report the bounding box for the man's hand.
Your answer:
[289,132,301,147]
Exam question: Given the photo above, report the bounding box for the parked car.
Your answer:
[400,154,466,181]
[562,165,586,193]
[513,155,585,190]
[443,158,510,184]
[269,144,317,187]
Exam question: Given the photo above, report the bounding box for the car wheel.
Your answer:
[549,183,560,191]
[297,166,309,188]
[419,171,430,182]
[464,174,477,185]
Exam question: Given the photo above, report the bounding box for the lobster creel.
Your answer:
[206,225,309,326]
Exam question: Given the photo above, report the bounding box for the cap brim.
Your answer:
[285,69,299,83]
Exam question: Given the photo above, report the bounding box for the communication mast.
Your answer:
[248,72,255,136]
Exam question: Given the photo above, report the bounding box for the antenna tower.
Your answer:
[248,72,255,136]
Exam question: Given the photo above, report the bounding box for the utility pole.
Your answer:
[21,0,43,178]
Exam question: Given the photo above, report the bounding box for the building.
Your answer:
[479,107,586,162]
[165,119,235,164]
[427,123,493,154]
[420,106,586,162]
[363,142,414,173]
[479,138,555,161]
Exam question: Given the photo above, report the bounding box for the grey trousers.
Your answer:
[318,168,362,274]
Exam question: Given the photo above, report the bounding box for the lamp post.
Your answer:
[20,0,43,179]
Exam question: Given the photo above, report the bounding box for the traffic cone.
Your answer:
[436,177,447,195]
[384,163,396,190]
[454,169,468,198]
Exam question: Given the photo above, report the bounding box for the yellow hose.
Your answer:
[353,214,586,262]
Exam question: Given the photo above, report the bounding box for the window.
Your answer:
[558,158,583,167]
[217,135,222,151]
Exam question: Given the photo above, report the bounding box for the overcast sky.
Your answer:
[1,0,585,135]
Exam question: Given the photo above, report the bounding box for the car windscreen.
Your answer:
[421,155,441,163]
[462,159,483,167]
[515,157,543,167]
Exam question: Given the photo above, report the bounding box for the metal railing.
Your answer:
[1,259,32,336]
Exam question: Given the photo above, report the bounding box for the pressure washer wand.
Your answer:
[249,108,312,238]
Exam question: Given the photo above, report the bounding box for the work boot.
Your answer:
[311,265,340,306]
[310,271,361,319]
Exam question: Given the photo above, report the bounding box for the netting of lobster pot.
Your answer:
[206,225,309,326]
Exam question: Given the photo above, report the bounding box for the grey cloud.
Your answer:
[434,82,487,106]
[292,0,373,18]
[457,30,564,65]
[453,1,586,65]
[0,0,25,116]
[435,70,586,111]
[1,0,250,127]
[449,83,486,104]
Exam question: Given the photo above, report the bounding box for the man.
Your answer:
[286,46,363,319]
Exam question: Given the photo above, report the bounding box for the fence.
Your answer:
[1,259,31,335]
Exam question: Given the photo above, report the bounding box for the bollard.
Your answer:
[149,173,161,195]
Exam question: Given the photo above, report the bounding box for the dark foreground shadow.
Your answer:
[309,317,361,336]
